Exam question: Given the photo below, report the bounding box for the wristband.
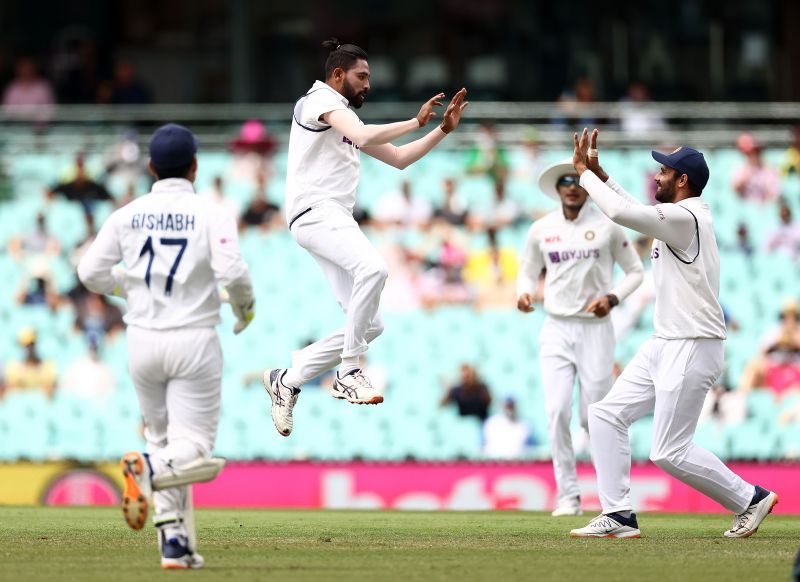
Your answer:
[606,293,619,308]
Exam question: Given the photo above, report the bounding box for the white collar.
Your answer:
[311,80,350,106]
[152,178,195,194]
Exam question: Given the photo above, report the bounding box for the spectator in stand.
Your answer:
[763,200,800,261]
[441,364,492,421]
[15,258,59,310]
[419,236,472,308]
[483,396,535,459]
[618,81,667,137]
[469,178,524,231]
[4,328,57,398]
[433,178,469,226]
[239,170,281,231]
[465,122,509,184]
[732,133,780,203]
[699,375,747,428]
[463,227,518,309]
[7,212,61,263]
[739,299,800,397]
[74,291,125,343]
[2,57,55,122]
[372,180,432,229]
[98,59,152,104]
[49,153,113,210]
[201,175,242,217]
[553,76,597,129]
[228,119,277,186]
[733,223,755,259]
[60,335,117,405]
[780,125,800,177]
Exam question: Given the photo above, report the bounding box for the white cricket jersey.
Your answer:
[78,178,253,330]
[517,203,644,319]
[580,171,727,339]
[649,197,726,339]
[285,80,362,223]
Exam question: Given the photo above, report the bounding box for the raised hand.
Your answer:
[572,127,590,175]
[416,93,445,127]
[586,128,609,181]
[440,88,469,134]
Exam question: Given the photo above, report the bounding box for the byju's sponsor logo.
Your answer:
[548,249,600,264]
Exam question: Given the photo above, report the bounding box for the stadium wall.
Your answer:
[2,461,799,513]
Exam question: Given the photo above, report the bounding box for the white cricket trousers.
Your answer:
[127,325,222,525]
[589,337,754,514]
[539,316,615,503]
[289,203,387,383]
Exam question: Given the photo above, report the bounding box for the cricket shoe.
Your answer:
[120,451,153,530]
[552,496,583,517]
[724,485,778,538]
[160,534,205,569]
[570,512,641,538]
[331,368,384,404]
[263,368,300,437]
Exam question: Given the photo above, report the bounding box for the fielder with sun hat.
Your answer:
[517,158,644,517]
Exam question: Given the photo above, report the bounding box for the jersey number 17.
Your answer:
[139,236,188,296]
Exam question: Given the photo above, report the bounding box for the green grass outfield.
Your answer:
[0,507,797,582]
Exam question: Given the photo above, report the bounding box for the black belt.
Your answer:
[288,207,313,230]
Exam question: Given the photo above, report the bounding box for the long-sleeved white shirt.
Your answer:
[579,170,726,339]
[517,203,644,319]
[78,178,253,330]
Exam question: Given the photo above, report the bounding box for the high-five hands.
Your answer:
[573,127,609,181]
[573,127,590,175]
[415,88,469,133]
[416,93,445,127]
[440,88,469,134]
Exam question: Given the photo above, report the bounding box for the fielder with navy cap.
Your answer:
[78,123,255,568]
[567,128,777,539]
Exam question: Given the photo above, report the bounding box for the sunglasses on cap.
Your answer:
[557,175,580,187]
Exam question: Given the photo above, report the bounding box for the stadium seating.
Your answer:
[1,147,798,463]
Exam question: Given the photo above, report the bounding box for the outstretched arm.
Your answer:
[573,128,697,251]
[362,89,469,169]
[324,91,453,147]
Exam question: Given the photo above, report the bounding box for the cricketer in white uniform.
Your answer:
[569,128,778,539]
[78,124,255,568]
[262,39,469,437]
[517,159,644,517]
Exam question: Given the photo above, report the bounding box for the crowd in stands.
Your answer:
[2,108,800,461]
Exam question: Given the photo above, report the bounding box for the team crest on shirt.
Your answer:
[584,230,595,240]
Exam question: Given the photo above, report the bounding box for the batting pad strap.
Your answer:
[152,457,226,491]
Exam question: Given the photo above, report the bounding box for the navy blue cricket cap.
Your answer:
[651,146,709,191]
[149,123,198,171]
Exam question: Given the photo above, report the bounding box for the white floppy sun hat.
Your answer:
[537,158,579,200]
